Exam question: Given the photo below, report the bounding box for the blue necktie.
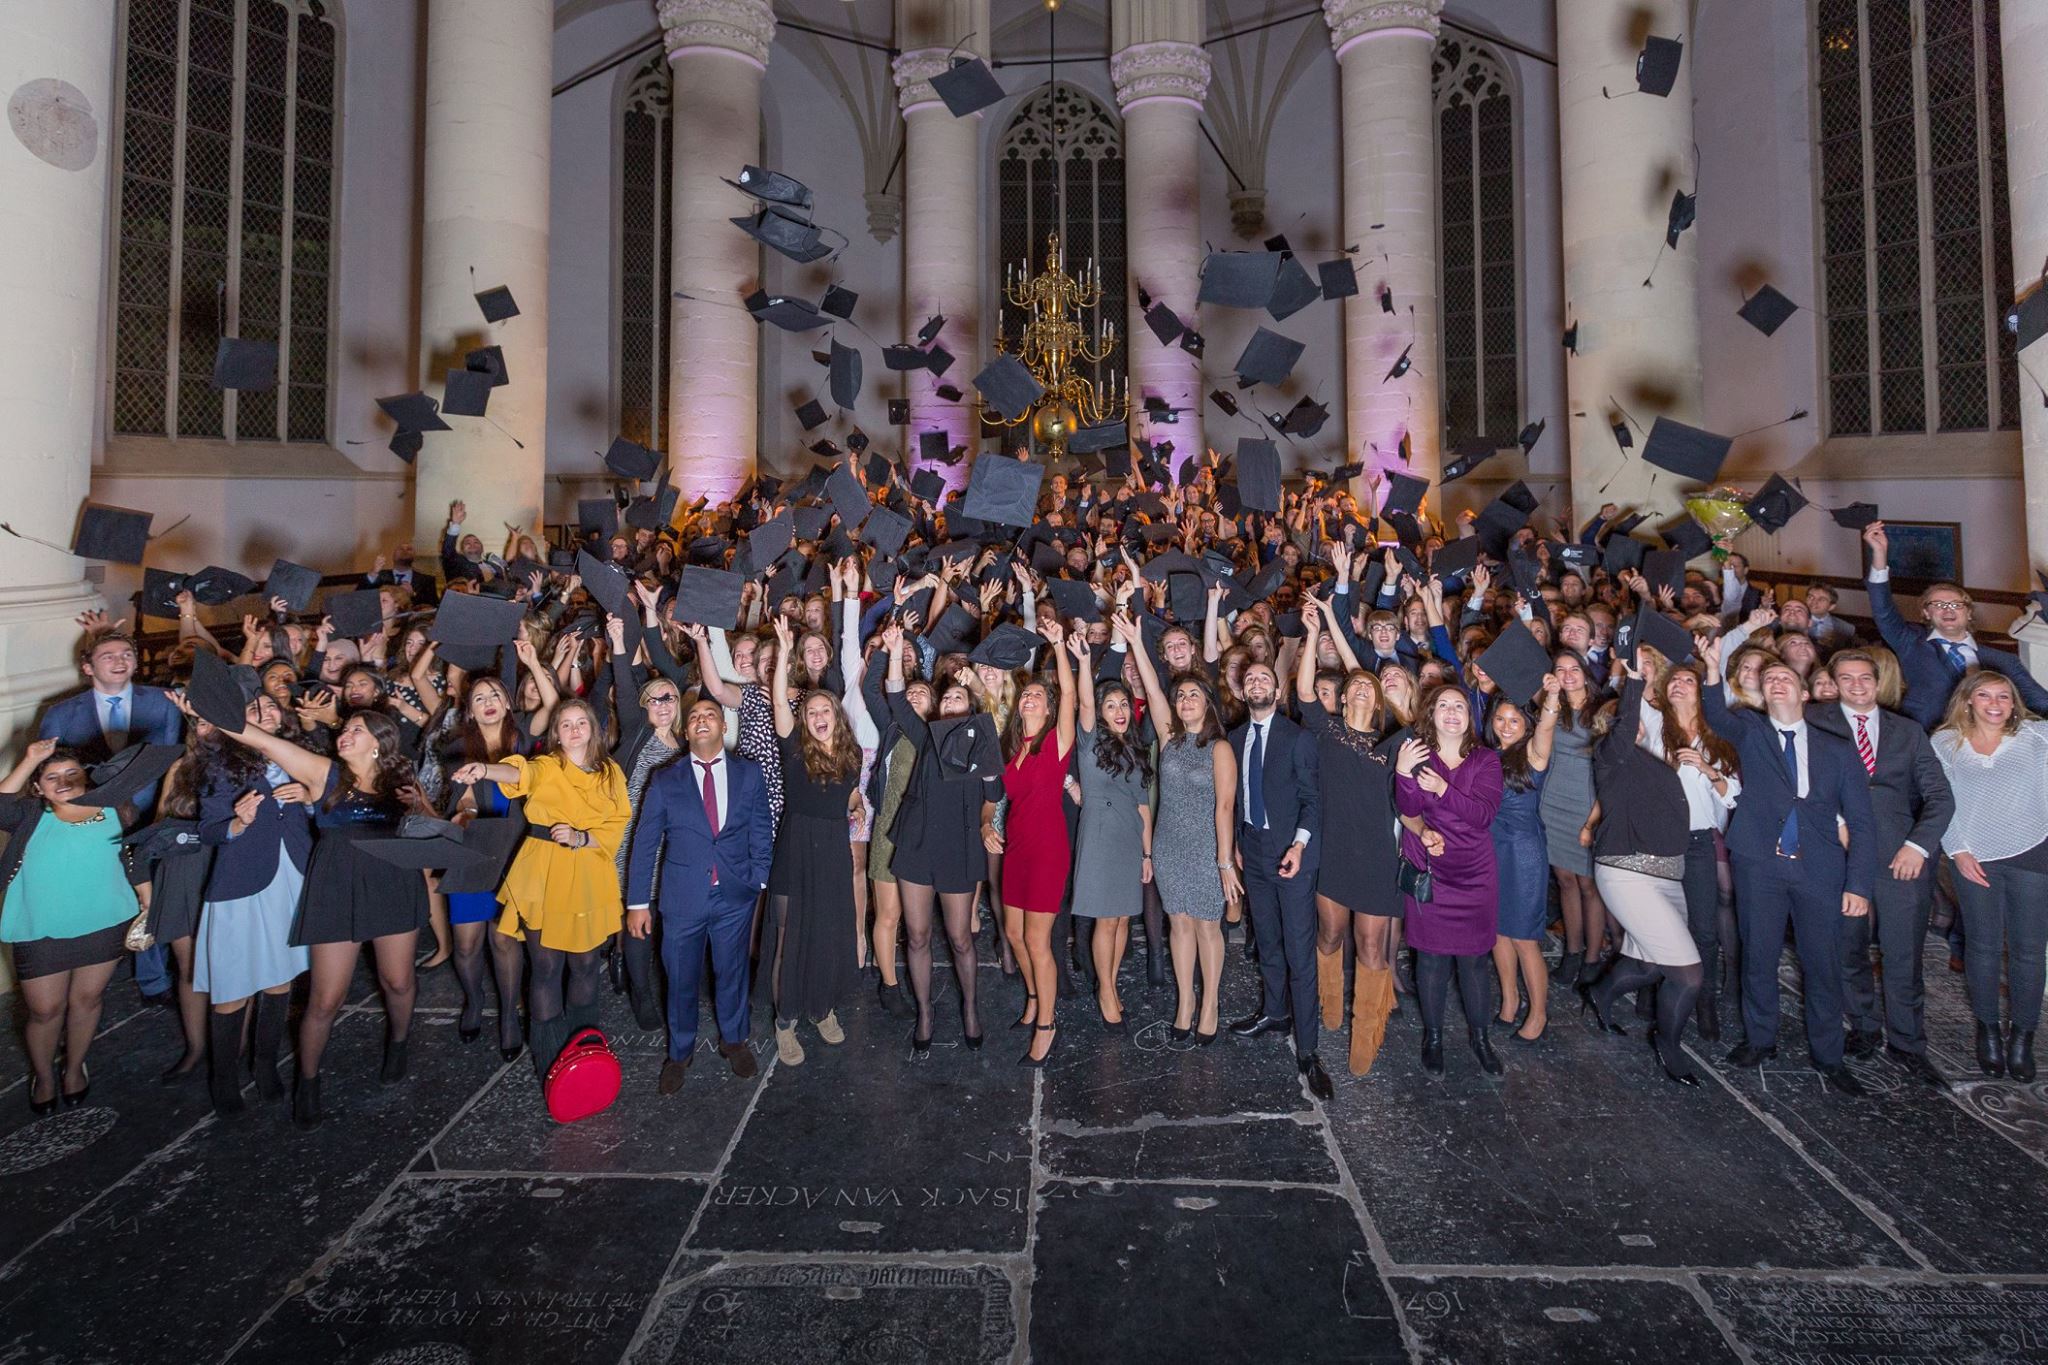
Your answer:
[1938,640,1965,676]
[1777,729,1801,858]
[1247,722,1267,830]
[106,695,124,740]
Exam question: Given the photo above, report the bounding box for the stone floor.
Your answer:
[2,930,2047,1364]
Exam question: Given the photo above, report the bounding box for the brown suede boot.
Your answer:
[1350,967,1393,1076]
[1317,948,1345,1031]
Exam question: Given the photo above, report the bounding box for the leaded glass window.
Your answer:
[1433,38,1518,443]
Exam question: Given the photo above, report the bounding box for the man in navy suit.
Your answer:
[626,697,774,1096]
[39,630,183,1000]
[1226,661,1332,1100]
[1706,653,1880,1095]
[1862,521,2048,729]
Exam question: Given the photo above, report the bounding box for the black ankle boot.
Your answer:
[1977,1021,2007,1077]
[293,1073,323,1130]
[1468,1027,1503,1076]
[2008,1028,2036,1083]
[207,1006,248,1117]
[1421,1027,1445,1076]
[252,993,289,1102]
[380,1037,409,1085]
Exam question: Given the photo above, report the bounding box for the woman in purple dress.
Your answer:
[1394,684,1506,1078]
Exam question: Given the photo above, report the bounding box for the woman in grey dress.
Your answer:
[1065,633,1154,1030]
[1538,649,1612,985]
[1123,613,1242,1043]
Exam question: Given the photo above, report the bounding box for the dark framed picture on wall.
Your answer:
[1863,521,1964,588]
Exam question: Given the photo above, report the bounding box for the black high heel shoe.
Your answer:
[1169,1024,1192,1042]
[912,1019,933,1058]
[1575,983,1628,1036]
[1018,1024,1058,1068]
[960,1002,982,1052]
[1012,993,1036,1031]
[29,1081,58,1119]
[380,1038,409,1084]
[61,1065,90,1108]
[459,1017,482,1044]
[1648,1028,1702,1087]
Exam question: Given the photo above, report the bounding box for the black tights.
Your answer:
[528,939,602,1026]
[1593,956,1704,1074]
[899,881,980,1039]
[489,930,526,1049]
[1416,951,1492,1035]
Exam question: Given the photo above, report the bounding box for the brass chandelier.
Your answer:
[993,232,1126,456]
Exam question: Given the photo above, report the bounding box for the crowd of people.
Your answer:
[8,451,2048,1125]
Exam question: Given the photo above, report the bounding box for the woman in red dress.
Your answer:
[995,621,1077,1067]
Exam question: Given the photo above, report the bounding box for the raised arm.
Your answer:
[686,621,745,709]
[1203,580,1228,664]
[837,567,879,749]
[1295,606,1322,705]
[1069,631,1098,733]
[1046,619,1077,759]
[1119,610,1171,725]
[1529,672,1562,770]
[769,617,796,739]
[201,702,335,793]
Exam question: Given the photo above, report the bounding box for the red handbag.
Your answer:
[543,1027,622,1123]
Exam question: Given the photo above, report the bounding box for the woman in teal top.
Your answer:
[0,740,152,1117]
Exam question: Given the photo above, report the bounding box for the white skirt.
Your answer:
[195,857,311,1000]
[1592,863,1701,967]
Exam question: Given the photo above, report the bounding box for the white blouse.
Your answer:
[1931,721,2048,861]
[1637,697,1741,833]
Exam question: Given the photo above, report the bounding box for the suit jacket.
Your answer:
[39,685,184,813]
[1805,704,1954,860]
[625,752,773,910]
[1866,575,2048,729]
[363,567,439,606]
[198,770,315,902]
[1227,710,1322,872]
[1706,689,1880,899]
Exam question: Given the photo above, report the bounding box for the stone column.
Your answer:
[412,0,551,547]
[1557,0,1701,519]
[2004,0,2048,670]
[0,3,115,757]
[1112,3,1211,461]
[894,0,988,485]
[1324,0,1443,487]
[661,0,775,503]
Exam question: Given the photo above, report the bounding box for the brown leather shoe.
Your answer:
[720,1042,759,1079]
[657,1058,690,1096]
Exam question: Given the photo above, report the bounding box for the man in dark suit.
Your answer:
[626,698,775,1095]
[39,630,184,1001]
[1226,660,1332,1099]
[1862,521,2048,729]
[1809,650,1955,1085]
[1707,655,1880,1094]
[363,541,439,606]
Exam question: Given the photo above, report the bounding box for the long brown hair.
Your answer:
[549,698,622,782]
[1651,664,1742,777]
[796,689,862,784]
[1165,671,1226,748]
[1003,677,1063,761]
[456,676,522,764]
[326,710,417,812]
[1411,682,1475,760]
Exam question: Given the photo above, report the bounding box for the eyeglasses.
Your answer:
[647,695,680,706]
[1925,599,1969,611]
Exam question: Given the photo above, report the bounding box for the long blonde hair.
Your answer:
[1935,668,2031,742]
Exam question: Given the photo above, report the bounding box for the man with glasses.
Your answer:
[1862,523,2048,729]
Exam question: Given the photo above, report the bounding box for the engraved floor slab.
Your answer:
[1392,1275,1744,1364]
[1703,1276,2048,1364]
[1041,1112,1337,1184]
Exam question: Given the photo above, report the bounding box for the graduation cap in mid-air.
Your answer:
[211,336,277,391]
[1743,474,1809,533]
[1640,417,1733,484]
[72,504,154,564]
[1738,285,1799,337]
[1635,36,1684,97]
[929,57,1006,118]
[474,285,519,324]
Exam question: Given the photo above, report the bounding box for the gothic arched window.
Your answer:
[111,0,340,443]
[1816,0,2018,435]
[996,84,1126,394]
[1433,39,1518,443]
[617,54,673,451]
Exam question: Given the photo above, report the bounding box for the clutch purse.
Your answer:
[1396,853,1434,903]
[123,907,155,953]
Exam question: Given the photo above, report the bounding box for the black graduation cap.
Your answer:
[795,396,828,430]
[910,467,947,502]
[1476,489,1532,559]
[884,344,929,371]
[326,588,384,639]
[961,454,1044,528]
[1043,576,1100,624]
[746,290,830,331]
[935,382,965,403]
[673,566,744,629]
[1743,474,1808,533]
[123,817,206,866]
[1612,417,1635,449]
[184,649,251,734]
[572,550,630,618]
[211,336,277,391]
[917,315,946,346]
[389,429,424,464]
[433,816,527,896]
[1475,621,1551,705]
[820,283,858,319]
[1233,328,1304,387]
[431,590,524,653]
[603,436,659,483]
[969,623,1042,671]
[465,344,509,387]
[1440,436,1498,484]
[1829,501,1881,530]
[825,463,869,529]
[1267,255,1321,321]
[1069,420,1128,455]
[1104,443,1133,479]
[577,498,618,538]
[1738,285,1798,337]
[187,565,256,606]
[739,514,794,577]
[1383,343,1414,383]
[140,568,188,618]
[1632,605,1697,666]
[1209,388,1241,418]
[926,602,982,654]
[624,485,680,531]
[73,504,153,564]
[732,205,832,263]
[377,391,451,432]
[1636,35,1683,96]
[1143,394,1180,424]
[1640,549,1687,598]
[1199,251,1283,309]
[829,339,862,409]
[475,285,519,324]
[925,344,955,377]
[1662,517,1714,562]
[1317,257,1358,299]
[1236,438,1281,513]
[860,503,912,558]
[1379,284,1397,315]
[1641,416,1732,483]
[971,354,1043,422]
[1243,559,1287,602]
[262,560,321,613]
[1274,396,1330,438]
[1603,533,1649,576]
[931,713,1002,782]
[441,367,493,418]
[930,56,1005,117]
[2011,288,2048,352]
[1166,572,1207,623]
[1563,321,1579,354]
[1332,461,1365,481]
[809,439,844,461]
[1517,419,1546,455]
[361,815,491,873]
[863,448,891,486]
[1665,190,1697,248]
[725,164,813,211]
[1143,301,1184,346]
[75,743,185,809]
[790,505,832,541]
[1430,536,1481,586]
[888,397,910,425]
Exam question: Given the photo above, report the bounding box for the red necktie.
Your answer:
[1854,714,1875,776]
[698,759,720,884]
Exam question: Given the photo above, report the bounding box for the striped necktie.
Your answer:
[1853,713,1875,776]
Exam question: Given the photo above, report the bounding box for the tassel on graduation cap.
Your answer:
[1731,409,1810,439]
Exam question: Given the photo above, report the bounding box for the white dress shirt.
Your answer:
[1772,718,1811,799]
[1240,713,1312,847]
[95,683,136,751]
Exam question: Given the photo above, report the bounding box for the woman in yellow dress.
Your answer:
[453,698,628,1079]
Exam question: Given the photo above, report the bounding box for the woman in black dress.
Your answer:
[137,753,213,1086]
[207,707,431,1129]
[883,622,998,1056]
[763,616,863,1066]
[1297,598,1402,1074]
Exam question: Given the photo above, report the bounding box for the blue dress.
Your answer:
[448,781,509,925]
[1492,766,1550,941]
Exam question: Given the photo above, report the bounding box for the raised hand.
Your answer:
[1862,520,1887,567]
